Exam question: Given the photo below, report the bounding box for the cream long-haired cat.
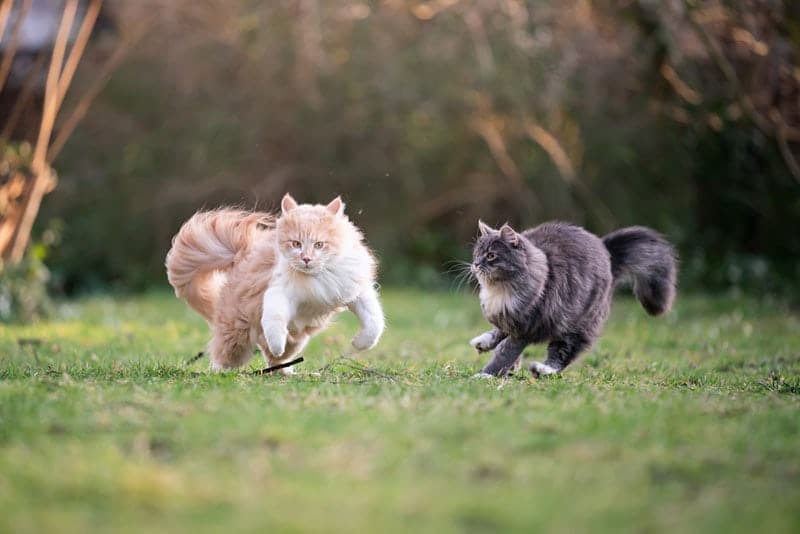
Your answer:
[165,194,385,371]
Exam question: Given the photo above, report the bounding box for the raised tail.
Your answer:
[165,209,273,321]
[602,226,678,316]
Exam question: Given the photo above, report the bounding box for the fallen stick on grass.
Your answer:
[186,351,205,364]
[252,357,304,375]
[186,351,304,375]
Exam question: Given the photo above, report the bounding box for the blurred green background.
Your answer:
[9,0,800,295]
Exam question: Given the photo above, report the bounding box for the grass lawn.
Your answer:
[1,289,799,533]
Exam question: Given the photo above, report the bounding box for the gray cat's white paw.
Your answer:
[529,361,560,378]
[469,333,494,352]
[471,372,496,379]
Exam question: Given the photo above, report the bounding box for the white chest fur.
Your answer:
[270,250,372,330]
[261,247,379,357]
[290,253,368,301]
[479,282,517,318]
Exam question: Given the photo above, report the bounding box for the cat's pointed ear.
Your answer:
[281,193,298,214]
[500,223,520,247]
[326,196,345,216]
[478,220,494,237]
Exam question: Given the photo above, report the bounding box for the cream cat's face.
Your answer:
[275,194,349,275]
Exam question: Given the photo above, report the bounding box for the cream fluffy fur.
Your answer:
[165,194,384,371]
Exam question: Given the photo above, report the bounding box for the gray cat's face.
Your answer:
[472,222,525,284]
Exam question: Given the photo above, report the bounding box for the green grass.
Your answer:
[1,289,799,533]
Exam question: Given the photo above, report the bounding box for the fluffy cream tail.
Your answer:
[165,209,273,321]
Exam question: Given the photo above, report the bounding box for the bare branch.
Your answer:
[55,0,103,111]
[686,4,799,186]
[0,0,14,46]
[463,9,494,75]
[411,0,462,21]
[469,116,524,187]
[33,0,77,170]
[777,122,800,185]
[523,120,577,183]
[660,63,702,106]
[49,23,149,163]
[5,0,77,263]
[523,119,615,228]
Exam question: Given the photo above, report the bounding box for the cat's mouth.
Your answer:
[472,266,492,285]
[291,263,322,275]
[473,267,504,285]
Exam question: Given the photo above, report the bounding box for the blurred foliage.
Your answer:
[0,141,33,222]
[0,142,34,178]
[0,241,52,324]
[0,142,48,322]
[31,0,800,294]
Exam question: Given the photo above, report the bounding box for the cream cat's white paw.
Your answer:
[470,332,495,352]
[352,327,381,351]
[530,361,559,378]
[264,326,288,357]
[348,288,385,352]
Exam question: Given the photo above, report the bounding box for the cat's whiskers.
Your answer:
[443,259,476,293]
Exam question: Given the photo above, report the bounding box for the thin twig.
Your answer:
[34,0,77,169]
[685,3,800,185]
[0,0,14,48]
[316,356,399,382]
[185,351,205,365]
[48,22,149,162]
[410,0,462,20]
[54,0,103,111]
[777,124,800,185]
[4,0,76,262]
[252,357,304,375]
[523,118,616,228]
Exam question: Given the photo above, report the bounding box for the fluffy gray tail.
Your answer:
[602,226,678,316]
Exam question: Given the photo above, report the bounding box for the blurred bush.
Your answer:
[33,0,800,295]
[0,237,55,323]
[0,141,46,322]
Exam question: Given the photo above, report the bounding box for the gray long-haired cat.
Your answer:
[469,221,677,377]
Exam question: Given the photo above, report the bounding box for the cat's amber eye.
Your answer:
[314,241,325,249]
[291,240,302,249]
[486,252,497,261]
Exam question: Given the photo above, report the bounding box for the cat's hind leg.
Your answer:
[530,332,591,377]
[477,337,529,377]
[469,328,507,353]
[208,329,253,371]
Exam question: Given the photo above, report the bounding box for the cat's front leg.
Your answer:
[261,286,294,358]
[477,337,529,377]
[347,285,385,351]
[469,328,507,352]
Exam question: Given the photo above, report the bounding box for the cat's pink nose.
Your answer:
[302,257,311,265]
